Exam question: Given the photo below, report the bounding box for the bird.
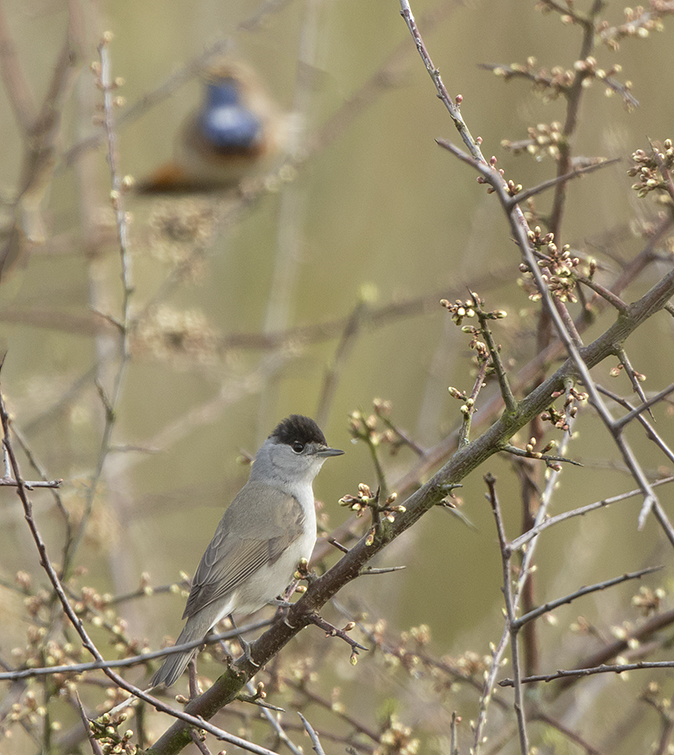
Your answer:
[150,414,343,688]
[137,60,290,193]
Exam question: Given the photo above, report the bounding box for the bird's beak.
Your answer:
[317,446,344,458]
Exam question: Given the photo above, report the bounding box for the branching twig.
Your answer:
[0,620,273,682]
[484,473,529,755]
[73,692,104,755]
[612,383,674,432]
[514,566,662,628]
[616,347,653,418]
[456,360,490,448]
[511,476,674,550]
[306,613,368,662]
[500,443,581,468]
[597,386,674,465]
[504,158,620,208]
[500,660,674,687]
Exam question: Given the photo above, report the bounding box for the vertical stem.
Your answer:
[485,473,530,755]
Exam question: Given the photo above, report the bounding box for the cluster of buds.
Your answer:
[340,483,377,516]
[454,649,491,678]
[503,121,565,160]
[540,405,570,432]
[523,436,558,459]
[68,584,150,659]
[400,624,431,647]
[526,225,550,249]
[23,588,51,618]
[150,199,218,254]
[5,689,54,733]
[339,484,405,523]
[15,570,32,593]
[90,714,137,755]
[440,297,476,326]
[541,386,588,432]
[348,408,396,448]
[519,229,581,303]
[506,177,523,196]
[443,293,508,372]
[74,585,114,613]
[489,58,574,100]
[632,585,665,616]
[375,714,420,755]
[628,140,674,199]
[448,387,476,418]
[11,629,84,693]
[441,296,507,327]
[598,6,668,51]
[373,397,392,417]
[131,305,220,368]
[462,325,490,365]
[571,57,630,101]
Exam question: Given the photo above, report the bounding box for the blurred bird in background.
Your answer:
[137,60,291,193]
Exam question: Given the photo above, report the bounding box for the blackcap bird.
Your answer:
[150,414,343,688]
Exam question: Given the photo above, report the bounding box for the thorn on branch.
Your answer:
[360,565,406,576]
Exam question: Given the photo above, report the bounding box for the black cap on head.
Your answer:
[270,415,328,447]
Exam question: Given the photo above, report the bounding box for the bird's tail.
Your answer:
[150,619,206,689]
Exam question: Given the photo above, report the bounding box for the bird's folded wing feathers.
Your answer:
[182,484,305,619]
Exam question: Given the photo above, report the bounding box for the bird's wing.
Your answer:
[182,482,305,620]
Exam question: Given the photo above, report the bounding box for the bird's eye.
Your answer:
[292,440,305,453]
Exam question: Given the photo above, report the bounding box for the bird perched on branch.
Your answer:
[137,60,290,193]
[150,415,343,688]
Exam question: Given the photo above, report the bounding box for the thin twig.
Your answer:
[500,660,674,687]
[617,347,654,418]
[597,386,674,465]
[450,711,459,755]
[244,682,303,755]
[457,360,489,448]
[306,613,368,660]
[612,383,674,432]
[298,712,327,755]
[189,729,213,755]
[398,0,485,161]
[505,158,620,208]
[514,566,662,628]
[575,273,630,314]
[510,476,674,550]
[0,620,273,682]
[472,292,517,413]
[501,443,581,467]
[72,691,104,755]
[484,473,529,755]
